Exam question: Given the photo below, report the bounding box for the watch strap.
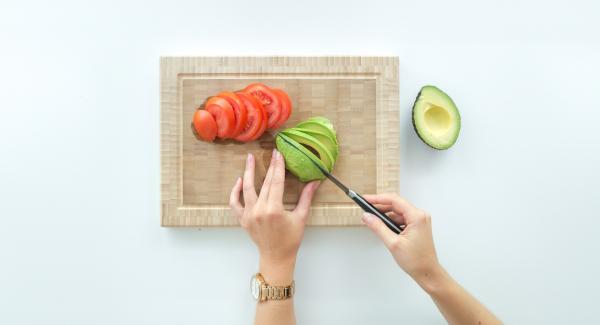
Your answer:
[261,281,295,301]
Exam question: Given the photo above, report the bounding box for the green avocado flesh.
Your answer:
[281,129,335,170]
[412,85,461,150]
[276,117,339,182]
[295,120,338,145]
[286,128,338,161]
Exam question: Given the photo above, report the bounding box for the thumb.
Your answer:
[362,213,397,248]
[293,181,321,218]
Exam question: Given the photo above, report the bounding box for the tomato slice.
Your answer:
[271,89,292,129]
[250,97,268,141]
[217,92,247,138]
[234,92,267,142]
[192,110,217,141]
[244,83,281,129]
[205,96,236,138]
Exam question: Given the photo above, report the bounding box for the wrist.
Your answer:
[413,264,452,296]
[259,256,296,285]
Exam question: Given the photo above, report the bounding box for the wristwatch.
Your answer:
[250,273,295,302]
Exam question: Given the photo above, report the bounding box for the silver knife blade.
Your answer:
[276,133,350,195]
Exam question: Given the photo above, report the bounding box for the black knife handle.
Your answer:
[348,190,404,234]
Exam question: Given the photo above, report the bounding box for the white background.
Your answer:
[1,0,599,324]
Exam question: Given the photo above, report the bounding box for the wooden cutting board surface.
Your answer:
[161,57,399,227]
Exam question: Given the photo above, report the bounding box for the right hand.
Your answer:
[362,193,441,287]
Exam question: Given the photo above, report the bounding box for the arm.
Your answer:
[362,193,502,325]
[230,150,320,325]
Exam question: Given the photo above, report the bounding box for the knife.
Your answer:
[277,134,404,234]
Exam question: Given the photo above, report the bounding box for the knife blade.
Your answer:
[276,133,404,234]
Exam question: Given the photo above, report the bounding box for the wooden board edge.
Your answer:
[160,205,366,227]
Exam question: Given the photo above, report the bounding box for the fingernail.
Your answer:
[247,153,253,162]
[362,213,373,224]
[276,150,282,160]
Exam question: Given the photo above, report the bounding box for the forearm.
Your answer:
[417,266,502,325]
[254,258,296,325]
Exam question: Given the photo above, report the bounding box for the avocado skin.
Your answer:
[411,88,441,150]
[411,85,461,150]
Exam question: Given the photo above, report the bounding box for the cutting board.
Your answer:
[161,57,399,227]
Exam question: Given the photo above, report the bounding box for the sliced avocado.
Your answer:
[295,119,338,145]
[412,85,461,150]
[290,127,338,161]
[276,133,326,182]
[281,129,335,171]
[306,116,335,132]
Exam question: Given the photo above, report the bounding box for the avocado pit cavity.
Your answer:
[424,104,452,136]
[301,144,321,159]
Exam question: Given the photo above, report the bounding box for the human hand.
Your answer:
[229,150,320,284]
[362,193,441,289]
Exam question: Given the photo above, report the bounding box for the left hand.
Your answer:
[230,150,320,284]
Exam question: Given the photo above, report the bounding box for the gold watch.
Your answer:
[250,273,295,302]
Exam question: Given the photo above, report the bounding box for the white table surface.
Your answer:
[1,0,599,323]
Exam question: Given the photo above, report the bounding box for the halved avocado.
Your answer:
[306,116,335,132]
[281,129,335,171]
[276,133,326,182]
[290,127,338,161]
[295,118,338,145]
[412,85,461,150]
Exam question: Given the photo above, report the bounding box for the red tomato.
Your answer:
[217,92,247,138]
[271,89,292,129]
[244,83,281,129]
[250,97,268,141]
[234,92,267,142]
[192,110,217,141]
[205,96,236,138]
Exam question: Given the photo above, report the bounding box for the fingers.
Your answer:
[243,153,257,207]
[258,150,277,203]
[386,211,405,225]
[293,181,321,218]
[229,177,243,219]
[268,150,286,203]
[373,204,393,213]
[372,203,405,225]
[363,193,419,223]
[362,212,398,248]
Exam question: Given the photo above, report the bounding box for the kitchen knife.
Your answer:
[276,134,404,234]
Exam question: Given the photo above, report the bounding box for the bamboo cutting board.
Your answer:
[161,57,399,227]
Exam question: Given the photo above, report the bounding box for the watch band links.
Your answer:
[261,281,295,301]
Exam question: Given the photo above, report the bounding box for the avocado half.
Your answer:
[412,85,461,150]
[276,134,328,182]
[281,129,335,170]
[289,127,339,161]
[276,117,339,182]
[295,119,338,145]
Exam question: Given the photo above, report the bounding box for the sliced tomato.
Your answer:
[192,110,217,141]
[217,92,247,138]
[243,83,281,129]
[234,92,267,142]
[250,97,268,141]
[205,96,235,138]
[271,89,292,129]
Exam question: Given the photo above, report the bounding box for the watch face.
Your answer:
[250,276,260,300]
